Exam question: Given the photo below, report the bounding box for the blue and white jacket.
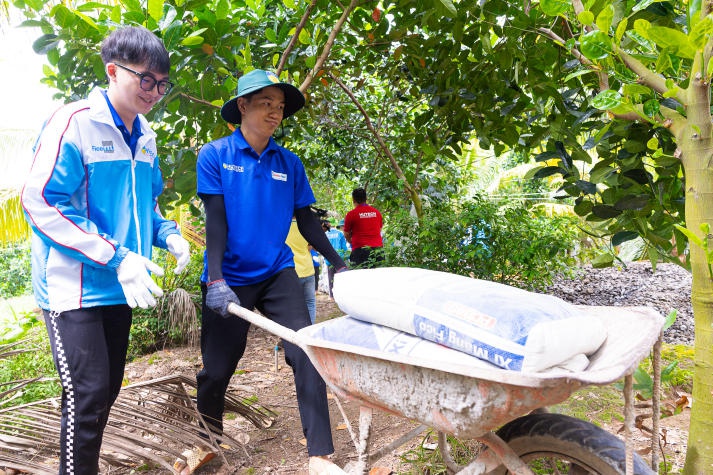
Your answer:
[21,87,179,312]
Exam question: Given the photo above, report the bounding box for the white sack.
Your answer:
[310,316,501,369]
[332,267,606,372]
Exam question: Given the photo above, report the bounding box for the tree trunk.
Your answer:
[681,142,713,474]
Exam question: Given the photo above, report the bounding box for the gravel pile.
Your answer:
[545,261,693,346]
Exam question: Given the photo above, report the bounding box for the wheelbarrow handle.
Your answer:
[227,302,303,348]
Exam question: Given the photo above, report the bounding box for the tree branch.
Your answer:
[298,0,360,93]
[179,92,219,108]
[614,46,687,105]
[276,0,317,76]
[327,71,423,216]
[537,27,608,89]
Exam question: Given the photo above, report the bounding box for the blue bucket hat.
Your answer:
[220,69,305,124]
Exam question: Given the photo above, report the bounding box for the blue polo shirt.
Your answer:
[196,128,315,285]
[101,89,142,155]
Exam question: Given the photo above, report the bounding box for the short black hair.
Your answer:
[352,187,367,204]
[101,26,170,74]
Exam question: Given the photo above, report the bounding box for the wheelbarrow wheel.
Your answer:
[488,413,655,475]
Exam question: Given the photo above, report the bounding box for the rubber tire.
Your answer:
[488,413,655,475]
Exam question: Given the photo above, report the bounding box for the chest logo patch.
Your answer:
[271,170,287,181]
[223,163,245,173]
[91,140,115,153]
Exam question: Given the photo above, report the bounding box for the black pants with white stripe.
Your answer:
[43,305,132,475]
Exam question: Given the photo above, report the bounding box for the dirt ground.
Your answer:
[125,294,426,474]
[123,292,691,474]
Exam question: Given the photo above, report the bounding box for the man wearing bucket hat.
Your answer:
[195,69,348,473]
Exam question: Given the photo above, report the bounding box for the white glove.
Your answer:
[166,233,191,274]
[116,251,165,309]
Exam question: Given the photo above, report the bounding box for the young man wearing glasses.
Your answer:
[21,26,189,474]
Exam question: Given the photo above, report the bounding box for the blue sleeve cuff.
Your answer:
[107,246,129,270]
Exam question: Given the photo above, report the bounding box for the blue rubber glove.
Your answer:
[205,279,240,318]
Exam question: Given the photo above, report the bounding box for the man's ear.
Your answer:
[238,97,248,114]
[105,63,118,82]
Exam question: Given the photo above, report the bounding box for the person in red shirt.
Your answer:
[343,187,384,268]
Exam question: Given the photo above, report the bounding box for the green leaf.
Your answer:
[74,11,100,31]
[110,5,121,23]
[298,28,311,45]
[573,199,593,216]
[656,52,672,73]
[575,180,597,195]
[265,28,277,43]
[540,0,570,16]
[596,5,614,32]
[633,19,651,38]
[580,30,612,60]
[436,0,457,17]
[591,252,614,268]
[563,68,596,82]
[208,2,225,19]
[643,99,660,117]
[181,36,204,46]
[648,26,696,59]
[591,89,622,110]
[148,0,163,22]
[50,5,75,28]
[614,195,650,210]
[615,17,628,42]
[664,309,677,330]
[612,230,639,246]
[592,205,622,218]
[633,0,660,13]
[283,0,297,9]
[32,34,59,54]
[690,16,713,49]
[533,166,565,179]
[674,224,704,247]
[578,11,594,26]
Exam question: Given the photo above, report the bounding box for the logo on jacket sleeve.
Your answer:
[271,170,287,181]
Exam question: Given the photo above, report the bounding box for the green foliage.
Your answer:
[0,326,61,405]
[383,196,580,291]
[0,309,37,344]
[0,243,33,299]
[127,245,203,360]
[398,431,483,474]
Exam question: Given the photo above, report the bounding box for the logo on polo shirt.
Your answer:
[223,163,244,173]
[271,170,287,181]
[91,140,114,153]
[359,211,378,218]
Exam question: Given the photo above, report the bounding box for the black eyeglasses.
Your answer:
[115,63,173,95]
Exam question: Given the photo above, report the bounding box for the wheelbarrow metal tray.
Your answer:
[298,305,663,439]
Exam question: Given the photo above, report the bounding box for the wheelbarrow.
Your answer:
[228,302,664,475]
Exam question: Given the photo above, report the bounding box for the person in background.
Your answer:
[322,219,349,299]
[195,68,348,474]
[343,187,384,268]
[21,26,190,474]
[286,217,317,323]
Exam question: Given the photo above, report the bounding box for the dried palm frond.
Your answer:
[0,373,276,473]
[162,288,200,348]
